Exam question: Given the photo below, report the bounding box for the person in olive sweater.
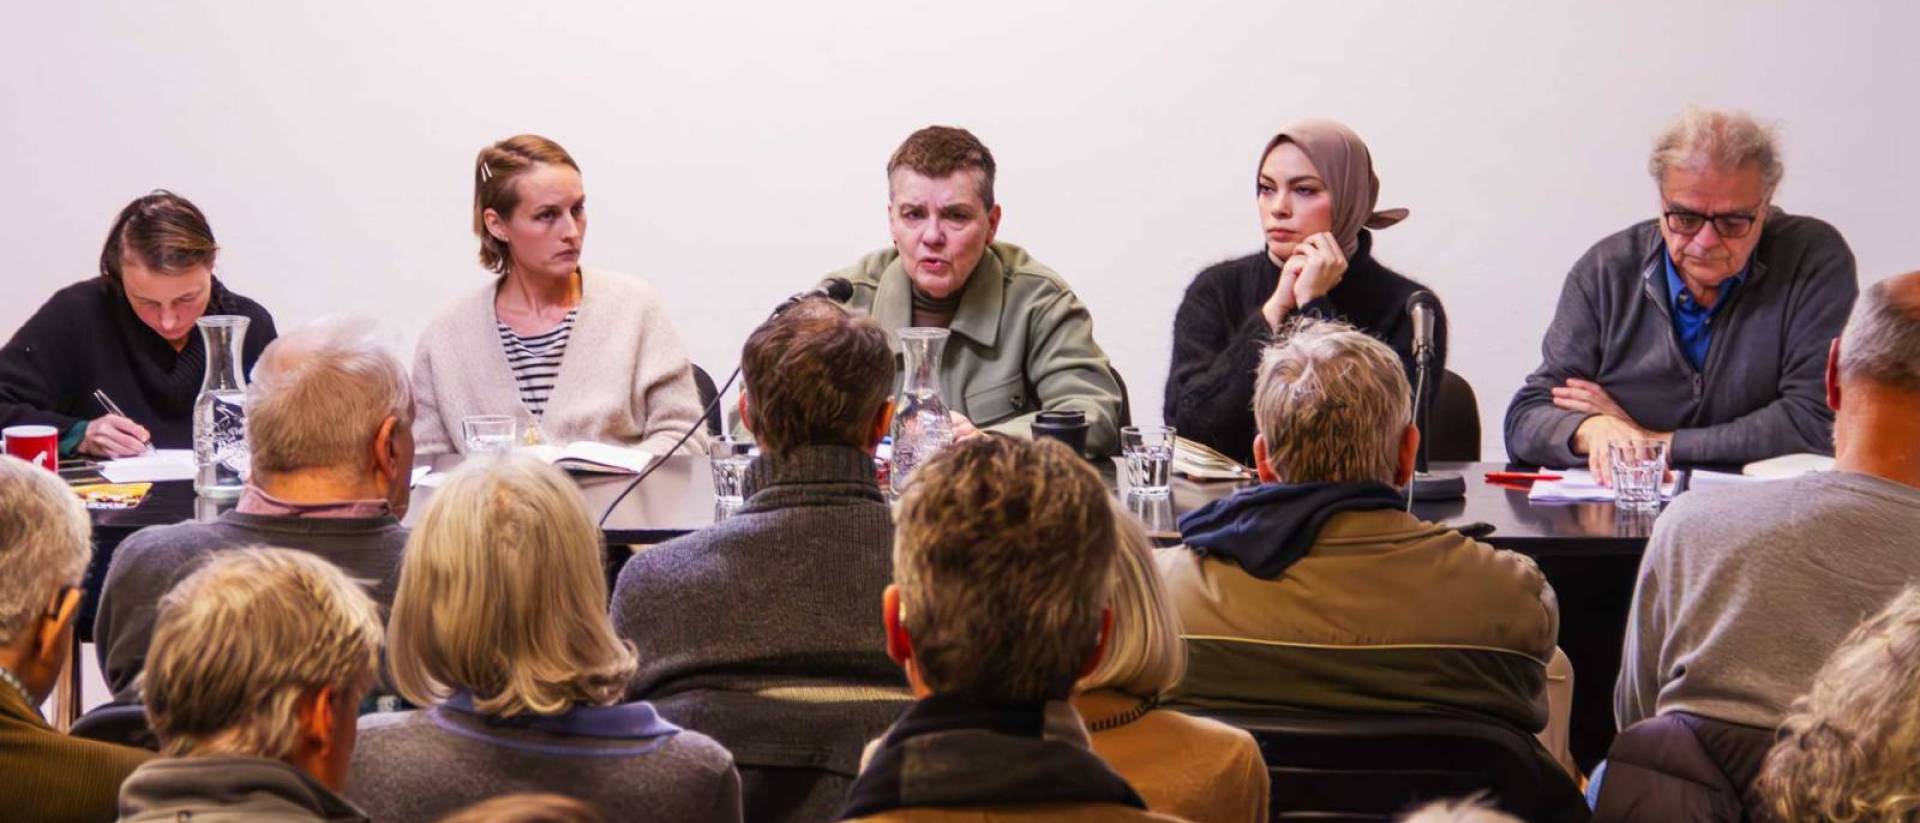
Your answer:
[1165,120,1446,467]
[0,191,275,458]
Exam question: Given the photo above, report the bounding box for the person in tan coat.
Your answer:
[0,457,150,823]
[840,436,1182,823]
[1074,511,1267,823]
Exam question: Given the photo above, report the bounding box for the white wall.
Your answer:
[6,1,1916,458]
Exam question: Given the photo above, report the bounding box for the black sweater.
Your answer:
[1164,231,1448,466]
[0,277,276,452]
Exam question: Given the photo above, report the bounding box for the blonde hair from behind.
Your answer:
[1757,586,1920,822]
[142,547,383,759]
[1076,509,1187,699]
[388,454,636,716]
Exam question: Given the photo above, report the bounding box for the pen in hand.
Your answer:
[91,389,154,455]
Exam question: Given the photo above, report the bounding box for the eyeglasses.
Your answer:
[1663,207,1759,239]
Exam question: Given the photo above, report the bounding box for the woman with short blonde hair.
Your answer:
[1072,511,1270,823]
[348,455,741,823]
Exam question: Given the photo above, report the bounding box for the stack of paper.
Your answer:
[99,449,196,483]
[1527,468,1761,503]
[1173,437,1253,481]
[1743,453,1834,479]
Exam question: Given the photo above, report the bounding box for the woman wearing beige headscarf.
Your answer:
[1165,119,1447,466]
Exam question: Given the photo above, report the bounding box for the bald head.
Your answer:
[1837,272,1920,394]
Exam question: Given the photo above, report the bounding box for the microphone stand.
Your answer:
[1408,350,1465,505]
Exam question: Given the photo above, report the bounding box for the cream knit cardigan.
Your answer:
[410,269,709,456]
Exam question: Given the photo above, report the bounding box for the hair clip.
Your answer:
[479,163,494,182]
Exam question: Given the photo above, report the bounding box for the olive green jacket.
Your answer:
[826,242,1124,456]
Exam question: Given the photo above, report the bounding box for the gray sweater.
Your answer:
[348,705,740,823]
[117,756,367,822]
[612,444,909,822]
[1504,210,1856,467]
[1615,470,1920,730]
[95,511,408,703]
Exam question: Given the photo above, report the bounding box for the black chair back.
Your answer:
[69,702,158,751]
[1192,709,1589,823]
[691,363,723,436]
[1425,369,1481,462]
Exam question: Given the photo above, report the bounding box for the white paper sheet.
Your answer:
[99,449,197,483]
[1527,468,1761,503]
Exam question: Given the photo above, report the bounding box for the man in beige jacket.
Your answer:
[826,125,1125,456]
[1159,319,1563,741]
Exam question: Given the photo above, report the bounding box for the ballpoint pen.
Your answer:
[92,389,154,453]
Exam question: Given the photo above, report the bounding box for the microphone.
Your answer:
[773,278,855,314]
[1407,290,1440,366]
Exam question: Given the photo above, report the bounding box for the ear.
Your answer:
[1078,607,1114,679]
[883,585,912,666]
[867,400,895,452]
[32,586,81,665]
[1252,434,1278,483]
[1826,337,1842,412]
[737,391,753,434]
[297,684,338,757]
[482,208,511,243]
[1396,423,1421,487]
[372,415,402,485]
[984,203,1003,245]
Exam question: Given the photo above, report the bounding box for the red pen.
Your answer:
[1484,471,1564,483]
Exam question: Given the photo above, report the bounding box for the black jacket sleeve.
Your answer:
[0,290,87,435]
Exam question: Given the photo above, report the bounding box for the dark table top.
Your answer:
[91,458,1654,557]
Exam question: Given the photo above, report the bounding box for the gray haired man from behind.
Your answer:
[95,316,415,702]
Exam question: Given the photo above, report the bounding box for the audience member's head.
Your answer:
[389,454,635,717]
[142,548,383,791]
[436,793,606,823]
[0,457,92,705]
[1830,273,1920,442]
[1757,586,1920,822]
[886,436,1115,703]
[1398,794,1525,823]
[1076,511,1186,701]
[739,297,894,458]
[1252,318,1417,487]
[246,315,415,515]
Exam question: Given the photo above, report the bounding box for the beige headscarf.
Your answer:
[1262,119,1408,257]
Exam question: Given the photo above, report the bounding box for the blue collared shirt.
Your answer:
[1664,252,1746,371]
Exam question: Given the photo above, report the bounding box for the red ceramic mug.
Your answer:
[3,425,60,472]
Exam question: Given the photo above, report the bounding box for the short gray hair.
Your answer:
[895,436,1116,703]
[246,315,411,476]
[1838,273,1920,393]
[1758,586,1920,821]
[0,458,91,645]
[143,547,383,759]
[1254,319,1411,486]
[1648,106,1784,193]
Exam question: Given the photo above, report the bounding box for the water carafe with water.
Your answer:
[192,315,251,499]
[888,327,955,496]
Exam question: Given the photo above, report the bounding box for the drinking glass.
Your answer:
[1122,425,1176,498]
[709,436,754,510]
[1608,439,1669,511]
[462,415,518,456]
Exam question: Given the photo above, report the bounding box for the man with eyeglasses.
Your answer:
[1505,107,1857,479]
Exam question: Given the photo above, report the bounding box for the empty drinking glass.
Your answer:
[709,436,754,512]
[1608,439,1669,511]
[1122,425,1176,498]
[462,415,518,456]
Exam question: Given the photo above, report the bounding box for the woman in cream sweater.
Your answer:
[412,134,706,456]
[1073,511,1270,823]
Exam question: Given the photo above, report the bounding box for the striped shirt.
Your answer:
[497,309,578,416]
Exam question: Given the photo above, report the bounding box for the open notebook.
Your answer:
[1172,437,1255,482]
[519,441,656,475]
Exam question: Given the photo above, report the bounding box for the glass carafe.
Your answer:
[889,327,955,497]
[192,315,251,499]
